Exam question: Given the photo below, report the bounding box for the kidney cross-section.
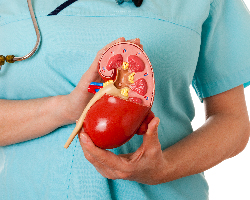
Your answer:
[64,42,155,149]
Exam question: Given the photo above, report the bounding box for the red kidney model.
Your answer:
[64,42,155,149]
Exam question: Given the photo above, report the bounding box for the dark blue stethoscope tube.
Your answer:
[116,0,143,7]
[0,0,143,70]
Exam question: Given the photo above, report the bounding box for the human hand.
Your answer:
[79,117,169,185]
[136,109,155,135]
[65,37,143,124]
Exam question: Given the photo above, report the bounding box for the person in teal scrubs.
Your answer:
[0,0,250,199]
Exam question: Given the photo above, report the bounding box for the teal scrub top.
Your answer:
[0,0,250,199]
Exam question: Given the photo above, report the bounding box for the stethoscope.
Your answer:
[0,0,143,70]
[0,0,40,70]
[116,0,143,7]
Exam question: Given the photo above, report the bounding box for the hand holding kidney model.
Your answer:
[64,42,155,149]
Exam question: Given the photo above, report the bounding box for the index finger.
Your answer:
[79,132,128,169]
[126,38,143,49]
[93,37,127,65]
[136,109,155,135]
[102,37,126,53]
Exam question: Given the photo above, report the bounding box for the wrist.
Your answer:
[59,91,94,125]
[55,94,78,125]
[161,149,188,183]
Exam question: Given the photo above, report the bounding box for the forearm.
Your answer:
[76,85,250,185]
[0,38,122,146]
[162,112,250,182]
[0,95,72,146]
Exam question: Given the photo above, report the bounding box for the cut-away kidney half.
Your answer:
[64,42,155,149]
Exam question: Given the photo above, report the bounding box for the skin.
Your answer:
[79,84,250,185]
[64,83,128,149]
[0,38,249,185]
[0,37,140,146]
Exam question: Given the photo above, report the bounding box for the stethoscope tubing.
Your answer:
[1,0,142,69]
[13,0,41,62]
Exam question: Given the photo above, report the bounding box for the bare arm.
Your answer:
[78,85,250,184]
[0,72,98,146]
[0,54,100,146]
[0,37,141,147]
[0,96,69,146]
[162,85,250,182]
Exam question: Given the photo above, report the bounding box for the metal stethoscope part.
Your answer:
[0,0,41,70]
[0,0,143,70]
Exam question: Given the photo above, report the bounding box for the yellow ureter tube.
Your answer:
[64,83,128,149]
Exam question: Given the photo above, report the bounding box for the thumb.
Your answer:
[129,117,160,162]
[143,117,160,146]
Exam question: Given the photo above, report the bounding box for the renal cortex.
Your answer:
[64,42,155,149]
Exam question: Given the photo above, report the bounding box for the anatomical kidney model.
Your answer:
[64,42,155,149]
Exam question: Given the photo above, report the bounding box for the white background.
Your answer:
[190,1,250,199]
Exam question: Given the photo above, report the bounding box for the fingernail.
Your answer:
[80,133,88,144]
[157,119,160,127]
[130,38,139,42]
[118,37,125,42]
